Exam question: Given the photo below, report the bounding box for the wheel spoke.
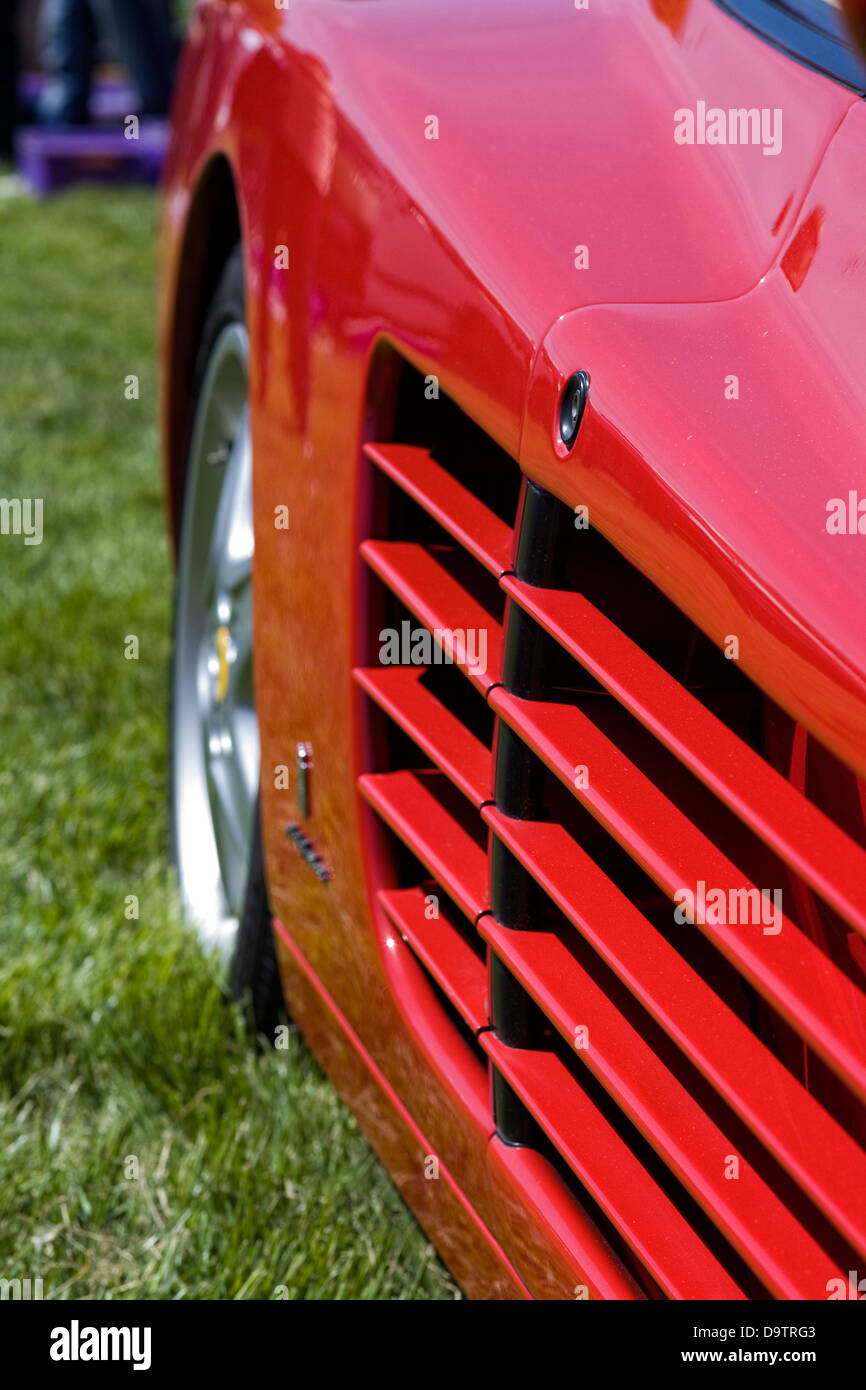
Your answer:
[205,413,253,606]
[231,705,259,815]
[205,726,250,918]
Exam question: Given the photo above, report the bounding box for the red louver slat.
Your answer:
[482,805,866,1259]
[481,916,849,1297]
[360,540,502,695]
[358,769,489,922]
[379,886,488,1034]
[490,688,866,1103]
[353,665,492,808]
[487,1139,645,1300]
[502,576,866,942]
[482,1033,746,1300]
[365,443,514,578]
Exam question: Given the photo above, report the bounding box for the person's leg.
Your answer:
[0,1,19,157]
[105,0,177,117]
[38,0,98,126]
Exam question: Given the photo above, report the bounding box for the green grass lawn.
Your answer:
[0,186,458,1300]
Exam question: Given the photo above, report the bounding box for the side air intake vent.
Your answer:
[354,351,866,1299]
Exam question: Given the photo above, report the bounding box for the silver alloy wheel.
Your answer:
[172,322,259,958]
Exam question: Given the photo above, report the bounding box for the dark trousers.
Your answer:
[38,0,177,125]
[1,1,21,156]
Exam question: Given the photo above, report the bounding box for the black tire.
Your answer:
[230,795,285,1039]
[169,244,284,1039]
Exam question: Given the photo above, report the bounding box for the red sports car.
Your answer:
[159,0,866,1299]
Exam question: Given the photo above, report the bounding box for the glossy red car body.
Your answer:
[160,0,866,1298]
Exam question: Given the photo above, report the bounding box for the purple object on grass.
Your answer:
[14,120,167,196]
